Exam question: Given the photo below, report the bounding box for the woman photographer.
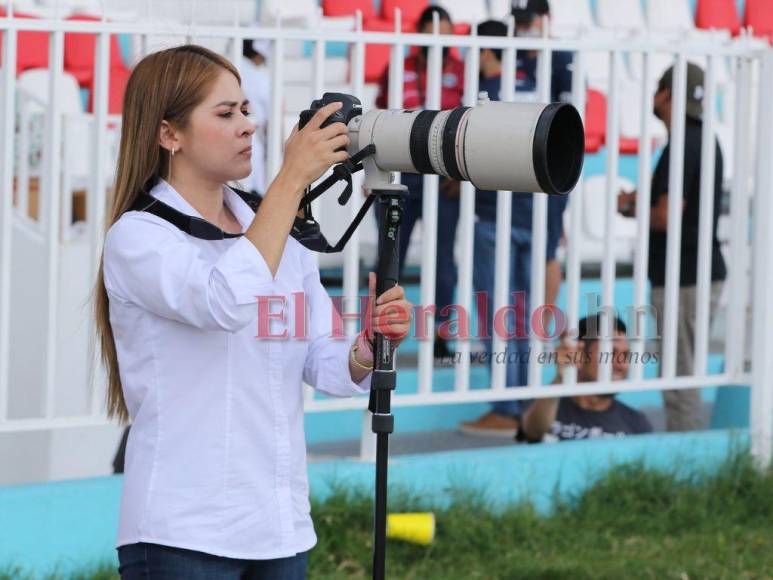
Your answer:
[95,45,412,579]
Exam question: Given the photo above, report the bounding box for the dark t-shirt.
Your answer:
[648,119,727,287]
[544,397,653,441]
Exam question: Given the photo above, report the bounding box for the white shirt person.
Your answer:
[104,179,368,558]
[95,46,412,573]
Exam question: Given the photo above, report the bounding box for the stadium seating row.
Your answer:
[4,0,771,43]
[2,0,762,158]
[310,0,772,43]
[0,7,129,114]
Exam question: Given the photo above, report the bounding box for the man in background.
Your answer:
[519,315,653,442]
[617,63,726,431]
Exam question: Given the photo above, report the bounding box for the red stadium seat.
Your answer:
[64,15,129,87]
[744,0,773,42]
[86,63,130,115]
[380,0,429,28]
[0,11,128,107]
[453,22,471,36]
[63,15,130,114]
[364,44,391,84]
[584,89,642,155]
[362,18,398,84]
[361,15,466,87]
[9,11,50,75]
[619,137,640,155]
[322,0,375,20]
[585,133,603,154]
[695,0,741,36]
[585,89,606,150]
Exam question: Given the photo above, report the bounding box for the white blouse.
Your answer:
[104,179,369,559]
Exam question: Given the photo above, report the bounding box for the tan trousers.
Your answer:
[650,282,723,432]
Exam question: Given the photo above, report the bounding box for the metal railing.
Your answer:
[1,11,771,471]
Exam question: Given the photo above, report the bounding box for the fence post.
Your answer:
[0,19,18,425]
[359,410,377,462]
[750,50,773,468]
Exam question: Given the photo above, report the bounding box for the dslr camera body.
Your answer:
[299,92,363,132]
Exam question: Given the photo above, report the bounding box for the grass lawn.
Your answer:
[4,449,773,579]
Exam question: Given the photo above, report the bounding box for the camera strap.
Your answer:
[131,143,378,253]
[131,187,263,241]
[301,144,376,207]
[290,143,378,252]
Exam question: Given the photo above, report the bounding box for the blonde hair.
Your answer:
[95,45,241,422]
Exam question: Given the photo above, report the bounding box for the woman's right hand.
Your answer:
[278,101,351,191]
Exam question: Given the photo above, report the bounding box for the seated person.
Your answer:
[520,315,653,442]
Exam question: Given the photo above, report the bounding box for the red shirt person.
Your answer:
[373,5,464,361]
[375,48,465,110]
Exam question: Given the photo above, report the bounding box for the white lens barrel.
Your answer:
[348,109,419,173]
[347,101,584,195]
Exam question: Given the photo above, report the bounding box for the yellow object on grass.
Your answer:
[386,512,436,545]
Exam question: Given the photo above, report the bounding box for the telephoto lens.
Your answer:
[347,97,584,195]
[299,92,585,196]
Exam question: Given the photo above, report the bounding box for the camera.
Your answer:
[299,93,362,131]
[299,92,585,196]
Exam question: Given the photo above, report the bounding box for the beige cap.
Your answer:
[657,62,705,121]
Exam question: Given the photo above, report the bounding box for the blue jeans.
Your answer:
[473,220,531,417]
[377,173,459,324]
[117,543,308,580]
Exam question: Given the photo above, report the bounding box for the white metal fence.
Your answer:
[1,11,772,480]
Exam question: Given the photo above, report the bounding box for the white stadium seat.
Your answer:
[628,52,729,100]
[17,69,100,239]
[618,79,669,146]
[646,0,695,33]
[549,0,596,37]
[585,51,612,91]
[578,175,638,265]
[488,0,512,20]
[596,0,647,36]
[260,0,319,27]
[645,0,729,42]
[281,56,349,85]
[442,0,488,24]
[627,50,674,86]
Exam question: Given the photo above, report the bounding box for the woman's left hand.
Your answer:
[366,272,412,349]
